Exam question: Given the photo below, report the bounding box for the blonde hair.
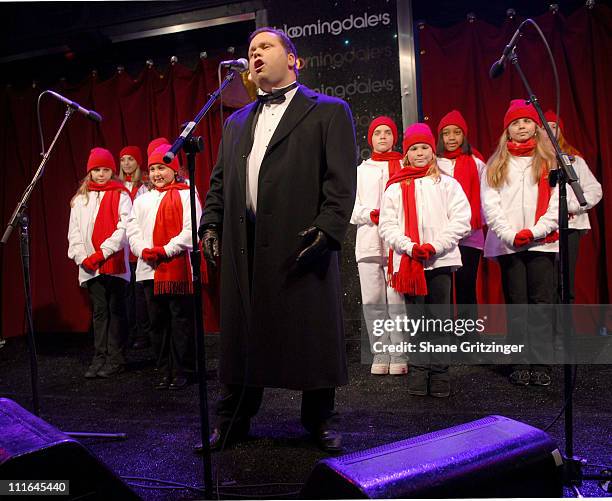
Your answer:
[70,173,122,207]
[486,127,555,189]
[555,128,582,158]
[119,160,143,184]
[402,154,441,182]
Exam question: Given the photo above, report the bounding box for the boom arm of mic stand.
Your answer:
[509,53,586,206]
[164,70,237,163]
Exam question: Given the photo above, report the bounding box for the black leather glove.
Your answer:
[296,226,329,266]
[199,224,220,266]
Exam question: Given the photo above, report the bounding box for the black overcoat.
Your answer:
[202,85,357,390]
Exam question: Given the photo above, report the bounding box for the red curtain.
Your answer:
[0,59,235,337]
[418,5,612,304]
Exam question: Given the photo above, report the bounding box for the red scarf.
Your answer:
[443,149,482,230]
[371,151,403,178]
[88,181,130,275]
[152,183,193,295]
[507,139,558,243]
[385,164,432,296]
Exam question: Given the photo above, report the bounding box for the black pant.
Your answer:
[87,275,128,367]
[498,251,555,370]
[126,262,153,345]
[142,281,195,377]
[216,385,337,435]
[554,229,581,303]
[405,267,452,375]
[454,245,482,322]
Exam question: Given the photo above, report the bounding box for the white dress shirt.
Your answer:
[246,82,299,214]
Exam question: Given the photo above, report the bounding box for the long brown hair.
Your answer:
[486,128,555,189]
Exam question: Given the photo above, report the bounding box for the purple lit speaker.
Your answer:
[0,398,141,500]
[302,415,563,498]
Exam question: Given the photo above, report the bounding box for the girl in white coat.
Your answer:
[482,99,559,387]
[68,147,132,378]
[379,123,471,397]
[544,110,602,302]
[127,143,202,390]
[436,110,487,310]
[351,116,407,376]
[119,145,152,350]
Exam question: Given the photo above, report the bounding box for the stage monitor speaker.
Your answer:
[0,398,141,500]
[302,415,563,498]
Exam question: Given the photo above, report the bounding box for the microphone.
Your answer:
[46,90,102,122]
[219,58,249,73]
[489,24,524,79]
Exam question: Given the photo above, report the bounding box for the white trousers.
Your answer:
[358,257,406,358]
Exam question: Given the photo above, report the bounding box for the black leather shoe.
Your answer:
[509,369,531,386]
[97,364,124,378]
[155,376,171,390]
[315,429,343,454]
[429,375,450,398]
[194,427,245,453]
[169,375,189,390]
[407,370,428,396]
[131,339,150,350]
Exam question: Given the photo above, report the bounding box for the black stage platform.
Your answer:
[0,333,610,499]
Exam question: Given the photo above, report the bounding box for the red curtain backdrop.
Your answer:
[0,59,235,337]
[418,5,611,305]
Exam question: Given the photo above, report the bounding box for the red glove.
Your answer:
[81,250,105,272]
[370,209,380,225]
[142,246,167,264]
[513,229,534,247]
[412,243,435,261]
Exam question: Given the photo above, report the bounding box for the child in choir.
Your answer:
[351,116,407,375]
[119,146,151,350]
[127,144,202,390]
[379,123,471,397]
[68,147,132,378]
[544,110,602,302]
[481,99,559,386]
[436,111,486,311]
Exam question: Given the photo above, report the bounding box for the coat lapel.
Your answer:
[262,86,318,162]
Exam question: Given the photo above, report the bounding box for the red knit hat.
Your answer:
[367,116,398,148]
[148,144,180,172]
[119,146,142,166]
[503,99,542,130]
[544,110,564,132]
[437,110,468,136]
[87,147,116,174]
[402,123,436,155]
[147,137,170,157]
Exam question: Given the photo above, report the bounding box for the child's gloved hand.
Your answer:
[513,229,534,247]
[411,243,435,261]
[370,209,380,225]
[142,246,166,264]
[82,250,105,272]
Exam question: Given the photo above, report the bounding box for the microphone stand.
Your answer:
[164,67,239,501]
[1,104,126,441]
[508,47,611,495]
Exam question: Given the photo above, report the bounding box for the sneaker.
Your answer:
[509,369,531,386]
[530,371,551,386]
[389,356,408,375]
[371,354,390,375]
[97,363,125,378]
[84,359,105,379]
[407,370,428,396]
[429,374,450,398]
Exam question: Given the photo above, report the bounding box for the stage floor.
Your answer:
[1,333,610,500]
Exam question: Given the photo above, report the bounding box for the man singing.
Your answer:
[198,27,357,453]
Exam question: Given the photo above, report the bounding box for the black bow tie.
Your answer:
[257,82,298,105]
